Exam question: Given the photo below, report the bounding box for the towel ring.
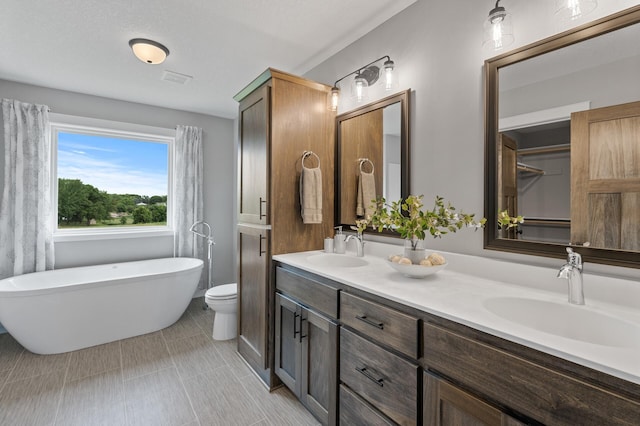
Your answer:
[359,158,374,174]
[302,151,320,168]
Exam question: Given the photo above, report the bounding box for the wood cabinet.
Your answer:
[235,69,335,388]
[422,320,640,425]
[423,372,526,426]
[274,267,339,425]
[238,85,269,225]
[339,384,395,426]
[237,225,270,373]
[272,264,640,426]
[340,291,420,425]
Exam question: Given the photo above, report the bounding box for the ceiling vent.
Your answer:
[161,70,193,85]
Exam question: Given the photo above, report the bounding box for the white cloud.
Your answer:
[58,150,167,196]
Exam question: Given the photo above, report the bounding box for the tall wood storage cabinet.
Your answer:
[235,69,335,388]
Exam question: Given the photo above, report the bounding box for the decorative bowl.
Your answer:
[386,257,447,278]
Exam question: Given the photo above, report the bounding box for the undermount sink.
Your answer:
[483,297,640,348]
[306,253,368,268]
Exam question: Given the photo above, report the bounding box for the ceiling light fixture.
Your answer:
[482,0,514,52]
[328,55,396,111]
[128,38,170,65]
[555,0,597,21]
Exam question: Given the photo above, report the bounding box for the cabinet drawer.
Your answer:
[276,267,339,318]
[423,322,640,426]
[341,328,419,425]
[341,292,419,358]
[340,384,395,426]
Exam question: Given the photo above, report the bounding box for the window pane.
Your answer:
[57,132,168,228]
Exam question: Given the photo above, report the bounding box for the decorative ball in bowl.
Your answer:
[386,252,447,278]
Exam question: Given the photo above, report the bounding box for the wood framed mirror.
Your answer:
[484,5,640,268]
[335,90,410,232]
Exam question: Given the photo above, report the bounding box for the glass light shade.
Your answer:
[352,74,369,103]
[482,7,514,51]
[555,0,597,21]
[129,39,169,64]
[383,59,395,91]
[328,87,340,111]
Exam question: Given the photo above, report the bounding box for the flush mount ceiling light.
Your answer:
[328,55,396,111]
[482,0,514,52]
[128,38,170,64]
[555,0,597,21]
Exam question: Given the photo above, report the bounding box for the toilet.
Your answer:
[204,283,238,341]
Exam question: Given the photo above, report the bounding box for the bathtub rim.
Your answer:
[0,257,203,298]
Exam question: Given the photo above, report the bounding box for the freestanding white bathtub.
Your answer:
[0,257,203,354]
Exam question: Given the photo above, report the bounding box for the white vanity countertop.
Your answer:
[273,241,640,386]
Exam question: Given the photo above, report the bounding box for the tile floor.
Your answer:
[0,298,320,426]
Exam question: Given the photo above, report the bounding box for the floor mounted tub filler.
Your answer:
[0,257,203,354]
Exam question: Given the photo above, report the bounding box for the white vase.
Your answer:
[404,238,426,264]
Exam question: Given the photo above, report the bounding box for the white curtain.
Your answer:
[173,125,205,287]
[0,99,54,279]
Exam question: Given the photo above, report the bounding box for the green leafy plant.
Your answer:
[368,195,486,249]
[497,209,524,229]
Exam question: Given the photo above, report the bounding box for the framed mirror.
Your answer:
[336,90,410,232]
[485,6,640,268]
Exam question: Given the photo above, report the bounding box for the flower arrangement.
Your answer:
[367,195,486,250]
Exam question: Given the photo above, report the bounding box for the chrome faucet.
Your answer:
[345,232,365,257]
[557,247,584,305]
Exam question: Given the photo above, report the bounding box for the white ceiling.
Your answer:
[1,0,416,119]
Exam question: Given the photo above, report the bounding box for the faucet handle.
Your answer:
[566,247,582,268]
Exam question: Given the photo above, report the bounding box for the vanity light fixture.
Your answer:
[482,0,514,51]
[129,38,170,64]
[555,0,597,21]
[328,55,396,111]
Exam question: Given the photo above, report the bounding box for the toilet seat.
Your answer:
[205,283,237,300]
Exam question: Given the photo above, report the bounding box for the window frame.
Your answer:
[50,114,175,241]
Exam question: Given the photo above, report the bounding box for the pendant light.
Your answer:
[482,1,514,52]
[555,0,597,21]
[129,38,170,64]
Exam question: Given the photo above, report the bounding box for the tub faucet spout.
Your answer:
[557,247,584,305]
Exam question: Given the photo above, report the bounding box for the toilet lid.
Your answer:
[205,283,237,300]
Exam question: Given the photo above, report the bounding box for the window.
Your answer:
[50,114,174,239]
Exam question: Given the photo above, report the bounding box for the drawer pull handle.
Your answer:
[356,315,384,330]
[259,197,267,220]
[293,312,300,338]
[356,367,384,387]
[299,317,307,342]
[259,235,267,256]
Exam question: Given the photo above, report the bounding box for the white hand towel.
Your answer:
[300,165,323,224]
[357,171,376,218]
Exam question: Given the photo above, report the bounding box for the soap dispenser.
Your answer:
[334,226,346,254]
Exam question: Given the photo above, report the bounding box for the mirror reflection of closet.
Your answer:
[498,106,577,244]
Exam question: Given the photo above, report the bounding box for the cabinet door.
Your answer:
[274,293,301,395]
[237,225,269,370]
[239,85,270,224]
[571,101,640,250]
[424,372,526,426]
[300,308,338,426]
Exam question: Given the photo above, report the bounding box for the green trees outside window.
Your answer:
[57,178,167,228]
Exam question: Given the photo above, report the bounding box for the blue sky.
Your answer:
[57,132,168,197]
